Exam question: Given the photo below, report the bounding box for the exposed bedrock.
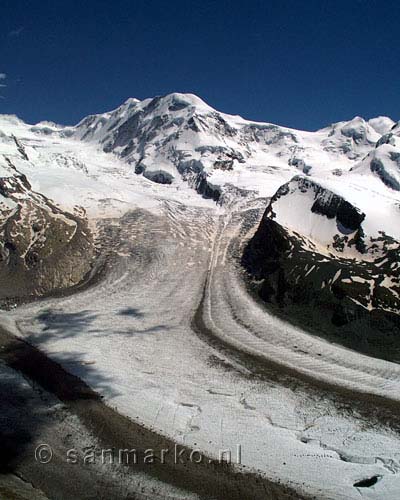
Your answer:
[242,183,400,362]
[0,173,95,307]
[268,176,366,234]
[142,169,174,184]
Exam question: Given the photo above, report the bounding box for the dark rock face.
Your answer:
[104,111,144,152]
[311,193,365,232]
[341,124,367,143]
[194,172,221,202]
[376,133,395,147]
[370,158,400,191]
[266,177,368,251]
[242,198,400,363]
[311,185,365,232]
[213,159,234,171]
[143,170,173,185]
[288,158,312,175]
[275,176,367,232]
[0,169,95,306]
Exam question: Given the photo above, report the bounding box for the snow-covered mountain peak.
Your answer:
[153,92,213,110]
[330,115,379,143]
[351,141,400,192]
[60,94,397,201]
[1,93,399,217]
[1,94,400,325]
[368,116,395,135]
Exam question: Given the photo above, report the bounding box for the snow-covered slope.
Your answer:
[0,93,399,310]
[3,93,397,207]
[0,134,96,303]
[28,92,393,201]
[243,127,400,359]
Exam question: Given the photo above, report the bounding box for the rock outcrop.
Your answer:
[243,176,400,361]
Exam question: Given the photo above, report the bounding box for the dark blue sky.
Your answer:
[1,0,399,130]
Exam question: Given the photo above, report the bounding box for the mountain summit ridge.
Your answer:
[0,93,399,309]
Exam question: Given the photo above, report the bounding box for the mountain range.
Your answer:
[1,93,399,355]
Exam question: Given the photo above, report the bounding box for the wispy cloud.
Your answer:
[0,73,6,99]
[8,26,24,37]
[0,73,6,88]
